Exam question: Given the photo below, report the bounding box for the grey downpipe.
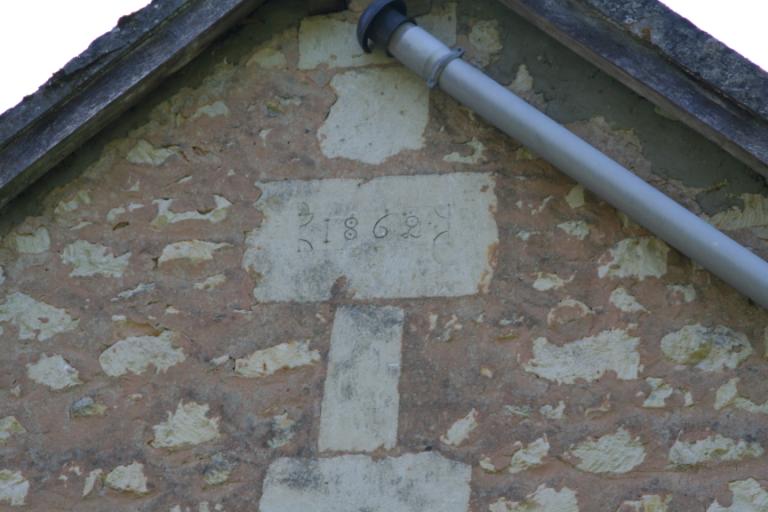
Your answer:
[356,0,768,308]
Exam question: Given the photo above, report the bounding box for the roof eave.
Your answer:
[497,0,768,179]
[0,0,269,210]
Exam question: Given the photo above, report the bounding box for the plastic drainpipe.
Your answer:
[356,0,768,309]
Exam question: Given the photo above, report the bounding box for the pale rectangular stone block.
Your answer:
[243,173,498,302]
[260,453,471,512]
[319,305,404,453]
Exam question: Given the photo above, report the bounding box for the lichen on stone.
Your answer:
[489,485,579,512]
[203,453,235,486]
[509,64,534,95]
[54,190,92,217]
[667,284,697,303]
[151,401,220,450]
[104,462,149,495]
[546,299,593,326]
[194,274,226,291]
[82,468,103,497]
[642,378,673,408]
[151,195,231,227]
[524,329,640,384]
[158,240,230,264]
[707,479,768,512]
[70,396,107,417]
[27,354,81,390]
[443,138,486,165]
[557,220,590,240]
[540,401,566,420]
[0,417,25,444]
[508,436,550,474]
[112,282,155,301]
[610,287,648,313]
[617,495,670,512]
[532,272,573,291]
[566,185,585,209]
[598,237,669,280]
[668,434,764,468]
[441,409,479,447]
[709,193,768,234]
[106,202,144,223]
[235,341,320,378]
[661,324,752,371]
[61,240,131,277]
[249,46,288,69]
[99,331,185,377]
[0,292,78,341]
[14,227,50,254]
[568,427,646,474]
[126,139,177,166]
[268,413,297,449]
[468,20,502,67]
[715,378,768,414]
[193,100,230,119]
[0,470,29,507]
[568,117,651,179]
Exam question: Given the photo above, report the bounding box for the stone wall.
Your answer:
[1,1,767,510]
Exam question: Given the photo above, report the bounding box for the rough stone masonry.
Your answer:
[1,0,768,511]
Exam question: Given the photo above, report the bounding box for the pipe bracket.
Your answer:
[426,47,464,88]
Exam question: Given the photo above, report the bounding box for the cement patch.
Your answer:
[418,3,458,46]
[317,67,429,164]
[259,453,471,512]
[244,173,498,302]
[318,306,404,453]
[297,15,389,70]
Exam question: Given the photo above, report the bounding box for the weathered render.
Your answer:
[0,0,767,511]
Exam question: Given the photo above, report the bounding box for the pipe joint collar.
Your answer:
[357,0,410,53]
[426,47,464,88]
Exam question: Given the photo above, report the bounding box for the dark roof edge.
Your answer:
[498,0,768,179]
[0,0,186,147]
[0,0,267,210]
[583,0,768,121]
